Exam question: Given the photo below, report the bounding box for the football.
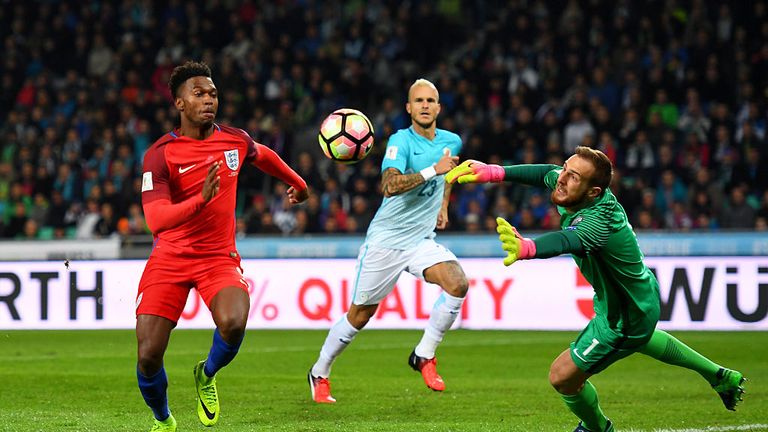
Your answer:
[318,108,374,164]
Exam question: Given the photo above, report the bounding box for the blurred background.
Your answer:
[1,0,767,252]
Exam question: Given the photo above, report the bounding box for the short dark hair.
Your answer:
[168,61,212,98]
[575,146,613,193]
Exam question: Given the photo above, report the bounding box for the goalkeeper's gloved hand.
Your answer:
[445,160,505,184]
[496,217,536,266]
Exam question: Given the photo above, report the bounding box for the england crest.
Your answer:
[224,149,239,170]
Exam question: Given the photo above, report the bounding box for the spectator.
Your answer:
[119,203,148,236]
[273,196,298,235]
[677,91,711,142]
[719,187,756,229]
[655,170,688,216]
[348,196,373,232]
[562,107,594,154]
[647,89,679,128]
[258,212,281,235]
[731,147,768,194]
[21,219,39,240]
[87,34,114,78]
[94,202,118,238]
[5,202,28,238]
[633,189,664,229]
[665,201,693,231]
[687,168,724,214]
[293,209,309,235]
[75,199,101,239]
[624,130,655,179]
[303,193,324,234]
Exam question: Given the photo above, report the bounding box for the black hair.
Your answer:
[168,61,212,98]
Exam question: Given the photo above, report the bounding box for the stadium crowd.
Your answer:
[1,0,767,240]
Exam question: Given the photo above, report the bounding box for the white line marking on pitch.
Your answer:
[625,424,768,432]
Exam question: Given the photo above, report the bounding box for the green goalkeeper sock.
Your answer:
[640,329,720,384]
[561,380,608,432]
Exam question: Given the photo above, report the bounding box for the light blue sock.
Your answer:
[415,292,464,359]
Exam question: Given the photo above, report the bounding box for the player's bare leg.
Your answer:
[550,349,613,432]
[209,286,249,345]
[136,315,176,431]
[309,303,378,403]
[410,261,467,391]
[194,287,249,426]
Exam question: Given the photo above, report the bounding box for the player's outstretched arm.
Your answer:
[496,217,585,266]
[447,162,561,188]
[251,144,308,204]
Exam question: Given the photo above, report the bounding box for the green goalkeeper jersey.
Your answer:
[543,169,660,339]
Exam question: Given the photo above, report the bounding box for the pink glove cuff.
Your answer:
[518,237,537,259]
[488,164,505,183]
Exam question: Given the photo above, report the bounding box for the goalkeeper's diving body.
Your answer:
[446,146,746,432]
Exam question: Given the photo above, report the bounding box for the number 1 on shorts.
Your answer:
[583,338,600,356]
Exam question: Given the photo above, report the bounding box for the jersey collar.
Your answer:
[169,123,221,139]
[408,125,438,142]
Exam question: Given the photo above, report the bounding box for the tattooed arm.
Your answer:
[381,151,459,197]
[380,168,426,197]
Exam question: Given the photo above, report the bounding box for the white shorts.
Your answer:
[351,239,458,305]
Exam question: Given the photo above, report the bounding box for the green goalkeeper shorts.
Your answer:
[569,315,654,374]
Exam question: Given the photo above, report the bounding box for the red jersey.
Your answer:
[141,124,257,257]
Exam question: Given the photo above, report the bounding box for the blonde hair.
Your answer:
[408,78,439,102]
[575,146,613,193]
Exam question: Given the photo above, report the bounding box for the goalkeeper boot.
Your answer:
[573,419,613,432]
[149,413,177,432]
[308,369,336,403]
[712,367,746,411]
[408,350,445,391]
[194,360,220,426]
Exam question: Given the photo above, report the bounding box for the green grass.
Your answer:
[0,330,765,432]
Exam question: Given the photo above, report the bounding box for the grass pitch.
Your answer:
[0,330,765,432]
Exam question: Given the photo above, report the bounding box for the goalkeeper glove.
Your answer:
[445,160,505,184]
[496,217,536,266]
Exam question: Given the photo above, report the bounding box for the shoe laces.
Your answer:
[199,378,217,405]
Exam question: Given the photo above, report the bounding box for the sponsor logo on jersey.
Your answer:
[141,172,153,192]
[224,149,239,170]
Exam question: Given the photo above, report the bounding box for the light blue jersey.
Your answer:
[365,126,462,249]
